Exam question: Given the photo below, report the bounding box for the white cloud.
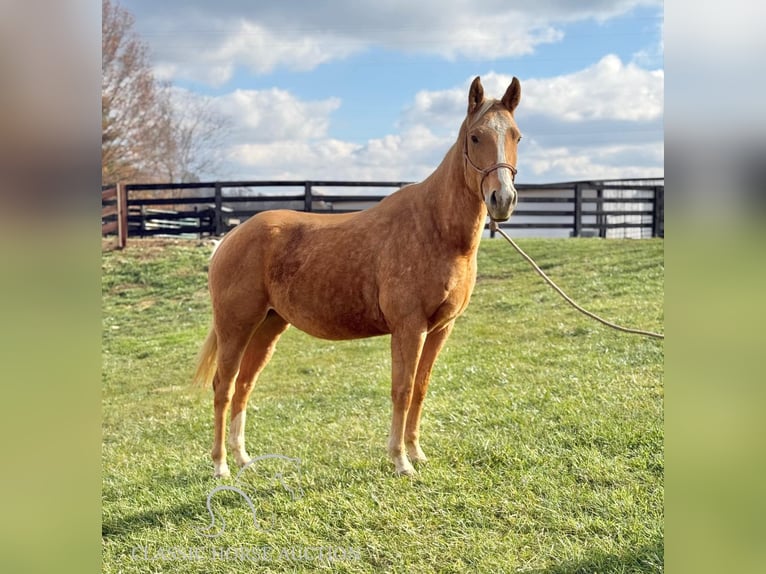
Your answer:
[214,88,341,142]
[128,0,661,84]
[171,54,662,182]
[400,88,465,134]
[149,21,362,86]
[232,139,358,175]
[403,56,663,130]
[524,141,663,181]
[168,82,454,180]
[167,87,345,178]
[228,126,451,181]
[522,55,663,122]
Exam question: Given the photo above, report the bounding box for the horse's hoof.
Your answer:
[394,463,416,477]
[407,445,428,464]
[213,463,231,478]
[234,454,252,468]
[390,452,416,477]
[397,467,416,477]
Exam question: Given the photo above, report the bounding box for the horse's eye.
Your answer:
[471,135,479,144]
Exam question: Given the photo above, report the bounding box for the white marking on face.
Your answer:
[487,113,515,194]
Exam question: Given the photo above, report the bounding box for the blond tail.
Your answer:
[191,327,218,388]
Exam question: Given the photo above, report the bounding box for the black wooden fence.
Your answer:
[103,177,663,243]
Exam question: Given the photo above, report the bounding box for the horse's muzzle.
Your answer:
[487,188,517,222]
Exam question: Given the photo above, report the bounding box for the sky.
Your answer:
[122,0,664,184]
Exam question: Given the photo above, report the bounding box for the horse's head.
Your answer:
[462,76,522,222]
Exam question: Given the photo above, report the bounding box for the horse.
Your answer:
[192,76,522,477]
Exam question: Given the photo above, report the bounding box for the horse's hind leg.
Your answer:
[405,321,454,464]
[211,311,268,478]
[228,311,290,467]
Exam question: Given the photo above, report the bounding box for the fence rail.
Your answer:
[101,178,663,245]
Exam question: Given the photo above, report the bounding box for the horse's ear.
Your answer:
[502,77,521,113]
[468,76,484,114]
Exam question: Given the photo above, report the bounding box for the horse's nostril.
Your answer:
[491,190,499,208]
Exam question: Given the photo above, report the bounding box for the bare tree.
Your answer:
[157,91,232,183]
[102,0,168,183]
[102,0,229,184]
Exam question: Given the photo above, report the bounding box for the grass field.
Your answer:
[102,237,664,573]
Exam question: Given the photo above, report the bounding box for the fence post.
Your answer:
[214,182,223,235]
[652,186,664,238]
[597,186,606,238]
[573,183,582,237]
[117,183,128,249]
[304,181,312,212]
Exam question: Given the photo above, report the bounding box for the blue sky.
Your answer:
[123,0,663,183]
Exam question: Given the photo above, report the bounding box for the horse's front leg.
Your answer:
[388,324,427,476]
[405,321,455,464]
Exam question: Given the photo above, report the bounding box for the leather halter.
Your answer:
[463,128,517,192]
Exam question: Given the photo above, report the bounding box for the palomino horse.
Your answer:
[193,76,522,477]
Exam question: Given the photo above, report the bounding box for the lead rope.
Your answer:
[490,222,664,340]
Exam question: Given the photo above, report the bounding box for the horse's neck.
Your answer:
[419,141,486,254]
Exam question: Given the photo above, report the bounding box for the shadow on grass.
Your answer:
[103,464,304,540]
[102,500,203,539]
[526,539,663,573]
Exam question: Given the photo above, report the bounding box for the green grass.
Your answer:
[102,237,664,573]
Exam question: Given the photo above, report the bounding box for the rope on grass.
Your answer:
[491,222,664,340]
